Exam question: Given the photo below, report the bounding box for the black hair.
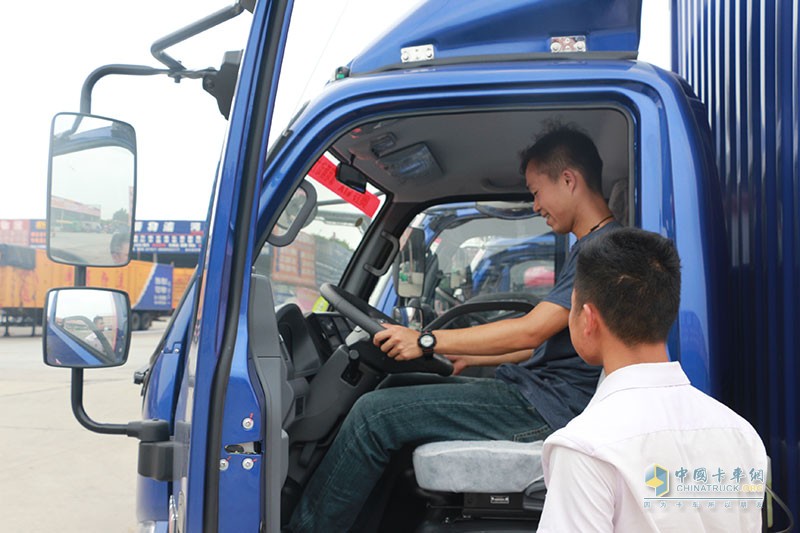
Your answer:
[574,227,681,345]
[110,232,129,254]
[519,124,604,194]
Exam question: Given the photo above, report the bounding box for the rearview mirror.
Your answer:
[394,227,426,298]
[43,288,131,368]
[47,112,136,267]
[336,162,367,193]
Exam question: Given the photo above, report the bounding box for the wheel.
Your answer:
[131,312,141,331]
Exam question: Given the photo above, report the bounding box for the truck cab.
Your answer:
[43,1,730,531]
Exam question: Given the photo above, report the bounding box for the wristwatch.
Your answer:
[418,331,437,356]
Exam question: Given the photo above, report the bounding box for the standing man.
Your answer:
[538,227,767,532]
[109,232,130,265]
[288,125,620,532]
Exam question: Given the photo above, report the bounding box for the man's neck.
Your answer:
[601,341,670,375]
[572,196,615,239]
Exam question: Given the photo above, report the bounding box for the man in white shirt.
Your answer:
[538,227,767,532]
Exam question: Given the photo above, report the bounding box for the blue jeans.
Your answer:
[288,377,552,532]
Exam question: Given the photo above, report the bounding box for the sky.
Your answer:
[0,0,670,222]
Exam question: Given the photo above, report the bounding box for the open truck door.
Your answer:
[42,1,293,531]
[163,2,293,531]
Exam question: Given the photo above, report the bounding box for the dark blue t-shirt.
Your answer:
[495,221,621,430]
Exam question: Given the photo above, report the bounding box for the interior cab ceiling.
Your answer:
[330,108,631,204]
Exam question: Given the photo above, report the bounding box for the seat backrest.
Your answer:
[608,178,629,226]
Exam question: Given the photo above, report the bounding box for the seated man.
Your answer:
[538,227,767,532]
[83,315,106,351]
[288,125,620,532]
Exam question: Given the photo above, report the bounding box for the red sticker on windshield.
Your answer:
[307,157,380,217]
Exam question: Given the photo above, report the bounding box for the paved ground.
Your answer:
[0,321,168,532]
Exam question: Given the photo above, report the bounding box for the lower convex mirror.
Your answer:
[43,288,131,368]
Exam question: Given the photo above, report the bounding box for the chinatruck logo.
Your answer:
[643,463,765,510]
[645,464,670,497]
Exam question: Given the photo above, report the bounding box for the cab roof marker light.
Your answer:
[550,35,587,53]
[401,44,435,63]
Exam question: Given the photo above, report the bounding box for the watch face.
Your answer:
[420,333,435,349]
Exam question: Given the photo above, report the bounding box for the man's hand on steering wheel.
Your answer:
[373,324,425,361]
[319,284,453,376]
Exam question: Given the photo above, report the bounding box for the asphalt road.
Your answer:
[0,320,168,532]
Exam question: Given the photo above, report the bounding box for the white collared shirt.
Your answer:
[538,362,767,532]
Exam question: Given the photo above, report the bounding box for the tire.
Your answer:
[131,312,141,331]
[141,313,153,331]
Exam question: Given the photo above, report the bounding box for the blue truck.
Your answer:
[41,0,797,531]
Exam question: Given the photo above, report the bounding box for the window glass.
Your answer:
[254,155,384,312]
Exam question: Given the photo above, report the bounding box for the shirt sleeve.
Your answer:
[537,445,616,532]
[542,245,577,310]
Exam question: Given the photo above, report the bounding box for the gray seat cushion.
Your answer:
[413,440,544,493]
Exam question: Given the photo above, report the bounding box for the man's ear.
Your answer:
[562,168,578,193]
[581,302,600,337]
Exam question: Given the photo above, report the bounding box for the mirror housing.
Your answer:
[394,227,426,298]
[268,179,318,246]
[202,50,243,120]
[336,162,368,193]
[47,112,136,267]
[43,287,131,368]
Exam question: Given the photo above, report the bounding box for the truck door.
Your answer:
[170,1,294,532]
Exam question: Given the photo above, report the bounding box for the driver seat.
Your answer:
[413,440,548,525]
[411,370,606,525]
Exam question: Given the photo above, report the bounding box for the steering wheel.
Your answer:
[426,294,539,331]
[319,283,453,376]
[320,283,399,336]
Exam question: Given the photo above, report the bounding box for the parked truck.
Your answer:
[0,244,190,332]
[39,0,797,531]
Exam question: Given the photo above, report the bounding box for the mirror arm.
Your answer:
[80,64,169,114]
[71,368,128,435]
[74,265,86,287]
[150,2,245,73]
[70,369,170,441]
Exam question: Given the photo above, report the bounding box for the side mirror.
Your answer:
[268,179,318,246]
[47,112,136,267]
[42,287,170,447]
[43,288,131,368]
[394,227,426,298]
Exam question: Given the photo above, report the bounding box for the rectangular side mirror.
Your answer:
[394,227,426,298]
[47,112,137,267]
[43,288,131,368]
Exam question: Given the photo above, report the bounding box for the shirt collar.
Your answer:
[586,361,690,409]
